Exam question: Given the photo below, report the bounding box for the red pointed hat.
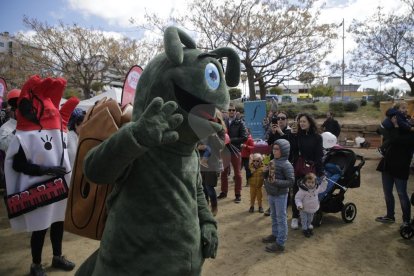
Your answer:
[16,75,79,132]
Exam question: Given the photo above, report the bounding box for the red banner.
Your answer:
[0,77,7,107]
[121,65,143,107]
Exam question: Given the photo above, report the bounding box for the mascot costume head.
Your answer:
[76,26,240,275]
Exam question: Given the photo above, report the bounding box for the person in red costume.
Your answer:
[4,75,79,276]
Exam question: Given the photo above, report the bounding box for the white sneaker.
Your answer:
[308,224,314,230]
[291,218,299,230]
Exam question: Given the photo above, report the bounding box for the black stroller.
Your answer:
[313,148,365,227]
[400,192,414,239]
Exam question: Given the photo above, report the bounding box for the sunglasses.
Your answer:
[228,109,236,112]
[253,160,261,163]
[276,117,287,120]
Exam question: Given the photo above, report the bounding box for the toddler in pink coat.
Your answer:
[295,173,327,237]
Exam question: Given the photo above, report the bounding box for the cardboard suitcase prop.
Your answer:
[64,97,132,240]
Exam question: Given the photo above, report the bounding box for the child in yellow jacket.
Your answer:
[248,153,265,213]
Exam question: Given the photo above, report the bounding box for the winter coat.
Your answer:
[266,126,293,161]
[291,130,324,176]
[225,117,248,154]
[321,118,341,137]
[264,139,294,196]
[295,180,327,213]
[248,164,264,187]
[241,134,255,158]
[377,127,414,180]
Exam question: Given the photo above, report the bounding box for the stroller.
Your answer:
[312,148,365,227]
[400,192,414,239]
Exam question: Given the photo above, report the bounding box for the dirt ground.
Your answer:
[1,148,414,276]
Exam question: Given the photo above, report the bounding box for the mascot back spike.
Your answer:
[75,26,240,276]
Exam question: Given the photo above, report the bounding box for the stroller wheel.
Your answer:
[341,202,357,223]
[400,226,414,240]
[312,210,323,227]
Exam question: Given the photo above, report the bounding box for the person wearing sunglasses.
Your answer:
[218,103,248,203]
[266,111,293,160]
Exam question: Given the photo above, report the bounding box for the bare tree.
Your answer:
[134,0,336,100]
[185,0,337,100]
[348,3,414,95]
[13,17,152,99]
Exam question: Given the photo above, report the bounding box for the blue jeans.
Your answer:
[299,211,314,230]
[268,193,288,246]
[201,171,218,208]
[381,172,411,223]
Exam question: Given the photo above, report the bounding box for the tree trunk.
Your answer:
[246,67,256,101]
[409,81,414,97]
[256,74,266,100]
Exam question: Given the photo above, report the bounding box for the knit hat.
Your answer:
[7,89,21,109]
[68,108,85,131]
[16,75,79,132]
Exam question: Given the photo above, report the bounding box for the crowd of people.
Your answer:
[1,75,413,275]
[197,101,414,253]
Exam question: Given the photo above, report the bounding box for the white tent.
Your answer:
[76,88,123,111]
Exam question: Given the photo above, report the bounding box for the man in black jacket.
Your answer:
[218,104,248,203]
[321,111,341,137]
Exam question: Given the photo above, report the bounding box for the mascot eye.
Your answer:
[41,135,53,151]
[205,63,220,90]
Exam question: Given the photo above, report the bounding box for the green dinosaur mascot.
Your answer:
[76,26,240,275]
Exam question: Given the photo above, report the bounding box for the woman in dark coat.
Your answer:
[289,113,324,230]
[376,116,412,227]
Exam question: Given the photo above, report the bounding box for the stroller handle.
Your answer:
[355,154,365,170]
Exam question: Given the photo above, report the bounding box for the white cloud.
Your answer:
[66,0,411,90]
[68,0,188,28]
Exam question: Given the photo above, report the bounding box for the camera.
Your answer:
[271,116,278,124]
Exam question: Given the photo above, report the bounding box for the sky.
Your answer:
[0,0,410,92]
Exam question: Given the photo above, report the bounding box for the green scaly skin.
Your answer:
[76,26,240,276]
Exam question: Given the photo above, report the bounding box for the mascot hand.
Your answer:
[39,166,67,176]
[132,97,183,147]
[201,224,218,259]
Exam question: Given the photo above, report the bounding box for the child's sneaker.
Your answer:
[265,242,285,253]
[308,224,314,230]
[30,263,46,276]
[303,229,311,238]
[248,206,254,213]
[375,216,395,223]
[200,158,209,168]
[291,218,299,230]
[258,207,264,213]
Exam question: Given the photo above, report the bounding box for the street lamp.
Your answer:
[341,18,345,100]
